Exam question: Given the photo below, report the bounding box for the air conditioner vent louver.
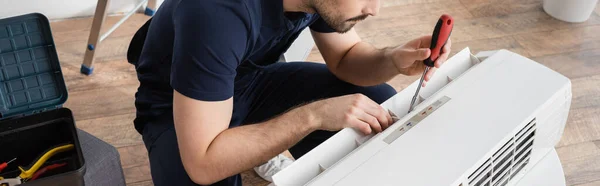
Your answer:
[467,118,536,186]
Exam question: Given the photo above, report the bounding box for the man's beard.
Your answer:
[311,0,368,33]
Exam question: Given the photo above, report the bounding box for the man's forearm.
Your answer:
[192,106,318,184]
[331,41,398,86]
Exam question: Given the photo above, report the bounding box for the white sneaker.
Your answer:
[254,154,294,182]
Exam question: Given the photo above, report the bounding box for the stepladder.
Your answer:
[80,0,156,75]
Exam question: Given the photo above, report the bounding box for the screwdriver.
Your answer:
[408,14,454,113]
[0,158,17,173]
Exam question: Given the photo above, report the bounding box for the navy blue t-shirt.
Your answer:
[133,0,335,132]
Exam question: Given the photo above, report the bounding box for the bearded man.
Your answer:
[129,0,451,185]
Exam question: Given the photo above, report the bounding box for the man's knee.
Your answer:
[146,127,242,186]
[147,128,197,186]
[355,83,396,104]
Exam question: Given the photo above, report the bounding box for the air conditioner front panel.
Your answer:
[304,50,571,186]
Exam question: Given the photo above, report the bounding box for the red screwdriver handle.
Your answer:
[424,14,454,67]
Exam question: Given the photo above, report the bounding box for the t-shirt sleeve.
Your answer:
[170,0,249,101]
[309,15,336,33]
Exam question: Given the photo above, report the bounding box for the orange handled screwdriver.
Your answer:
[0,158,16,173]
[408,14,454,113]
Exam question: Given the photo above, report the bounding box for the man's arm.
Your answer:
[311,29,397,86]
[173,91,317,184]
[311,29,451,87]
[174,91,392,185]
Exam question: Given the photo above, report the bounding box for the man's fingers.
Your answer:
[424,67,437,82]
[444,39,452,52]
[377,109,391,130]
[418,35,433,48]
[411,48,431,61]
[435,39,452,68]
[351,118,372,135]
[356,109,383,133]
[434,50,450,68]
[358,97,393,130]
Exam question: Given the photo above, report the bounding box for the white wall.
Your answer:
[0,0,164,21]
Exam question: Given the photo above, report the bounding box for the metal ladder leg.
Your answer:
[81,0,110,75]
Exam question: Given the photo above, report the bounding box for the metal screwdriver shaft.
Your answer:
[408,66,430,113]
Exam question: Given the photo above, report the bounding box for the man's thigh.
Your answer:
[242,62,397,158]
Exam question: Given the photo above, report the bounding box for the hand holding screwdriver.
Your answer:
[389,21,453,88]
[408,14,454,113]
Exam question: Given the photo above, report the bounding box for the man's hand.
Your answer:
[300,93,394,135]
[312,29,452,87]
[388,35,452,86]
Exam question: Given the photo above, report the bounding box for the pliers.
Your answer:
[0,144,73,186]
[30,163,67,181]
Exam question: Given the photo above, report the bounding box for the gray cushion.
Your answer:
[77,129,126,186]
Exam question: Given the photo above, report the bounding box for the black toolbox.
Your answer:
[0,13,85,186]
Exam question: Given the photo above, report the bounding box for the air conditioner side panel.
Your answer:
[509,82,572,185]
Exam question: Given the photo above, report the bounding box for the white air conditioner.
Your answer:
[273,48,572,186]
